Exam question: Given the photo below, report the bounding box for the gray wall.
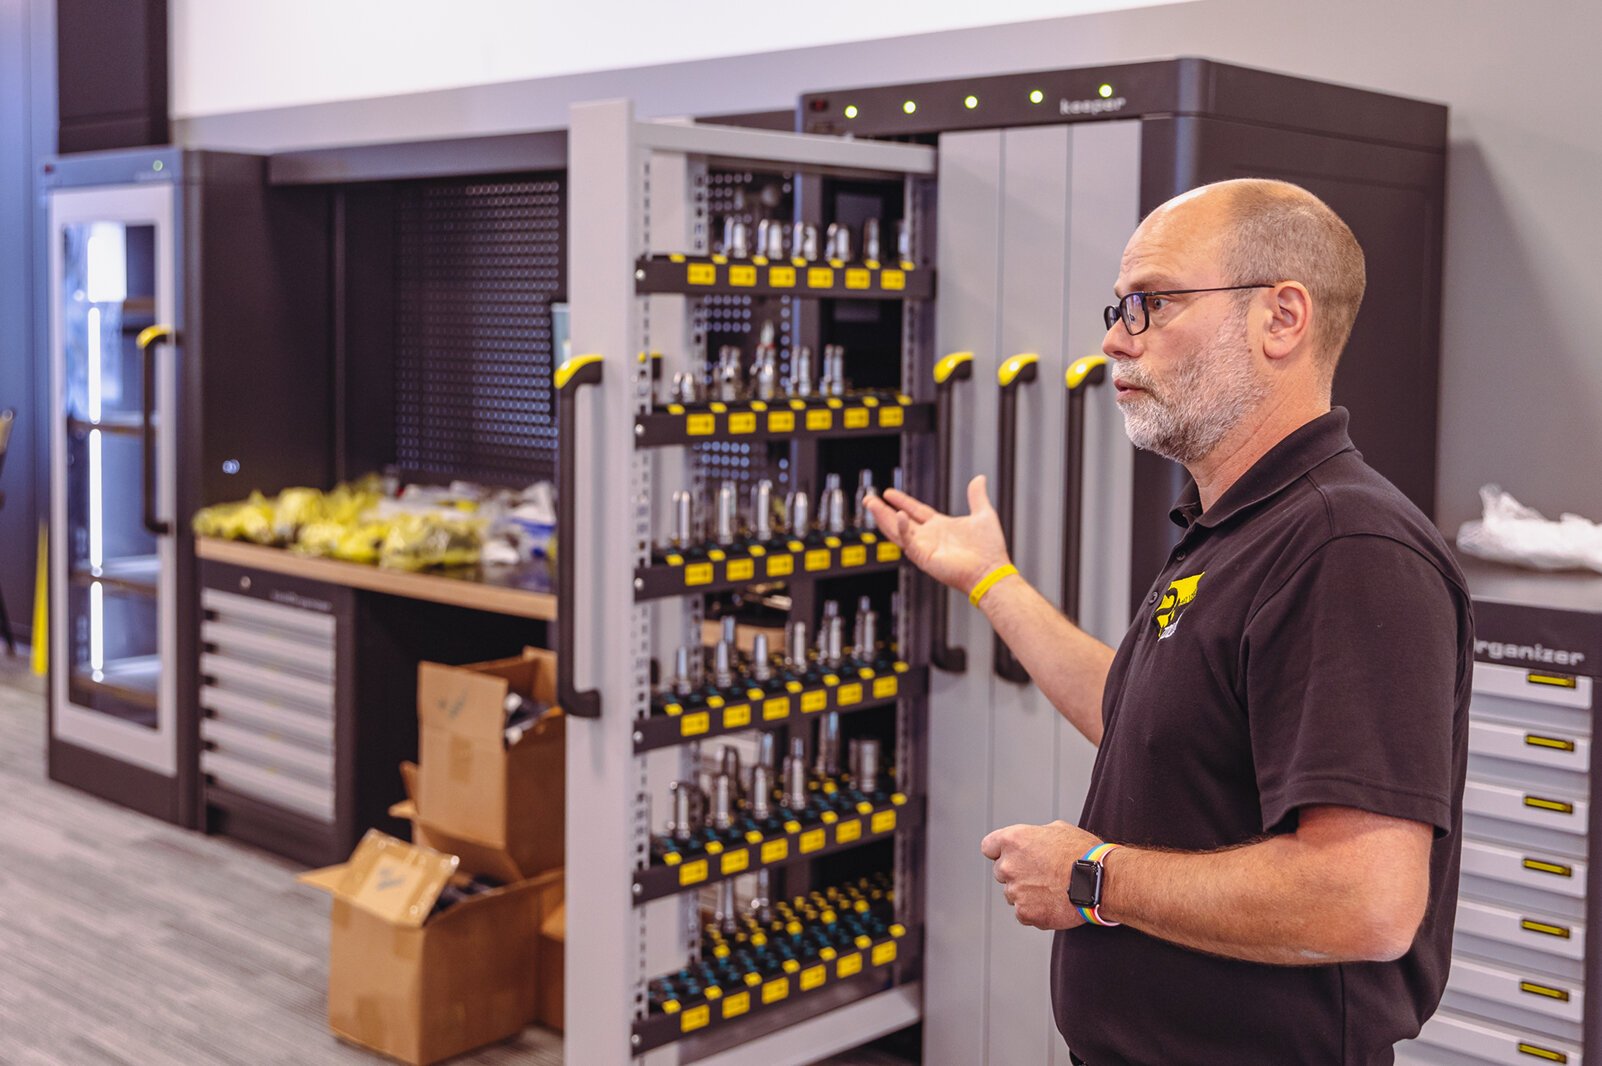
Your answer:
[0,0,55,649]
[176,0,1602,535]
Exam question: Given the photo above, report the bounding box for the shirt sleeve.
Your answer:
[1243,534,1464,837]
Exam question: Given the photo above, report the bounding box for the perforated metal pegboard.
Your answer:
[392,175,566,485]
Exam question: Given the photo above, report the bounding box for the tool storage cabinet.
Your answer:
[1400,559,1602,1066]
[560,100,941,1065]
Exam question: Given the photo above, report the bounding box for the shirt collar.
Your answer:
[1168,408,1358,531]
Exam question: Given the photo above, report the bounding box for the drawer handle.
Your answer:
[1522,858,1573,877]
[1520,918,1572,939]
[1527,672,1578,689]
[1523,795,1576,814]
[1519,980,1571,1002]
[1518,1042,1568,1063]
[1526,733,1577,752]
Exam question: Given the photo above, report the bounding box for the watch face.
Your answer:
[1068,859,1103,908]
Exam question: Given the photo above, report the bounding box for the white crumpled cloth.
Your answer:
[1456,485,1602,572]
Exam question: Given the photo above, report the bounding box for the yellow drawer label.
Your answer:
[726,558,755,582]
[687,263,717,286]
[877,542,902,563]
[878,406,905,428]
[805,409,834,432]
[800,964,826,992]
[679,859,709,886]
[844,407,870,429]
[721,849,750,875]
[837,952,863,978]
[871,810,897,834]
[686,413,716,436]
[768,265,796,288]
[722,991,750,1019]
[1516,1042,1568,1062]
[761,839,789,864]
[681,711,710,737]
[804,548,831,571]
[807,267,835,289]
[768,410,795,433]
[763,696,791,720]
[728,412,757,434]
[872,941,897,966]
[681,1004,711,1032]
[722,704,751,729]
[841,545,867,568]
[880,269,905,290]
[729,265,757,287]
[801,690,828,714]
[766,554,795,578]
[872,676,898,699]
[836,819,862,844]
[800,828,826,854]
[837,682,863,706]
[685,562,715,586]
[845,268,871,289]
[761,977,790,1004]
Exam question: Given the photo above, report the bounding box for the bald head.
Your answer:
[1143,179,1367,375]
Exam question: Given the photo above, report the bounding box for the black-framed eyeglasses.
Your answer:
[1103,284,1278,337]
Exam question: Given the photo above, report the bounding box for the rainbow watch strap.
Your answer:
[1076,843,1121,927]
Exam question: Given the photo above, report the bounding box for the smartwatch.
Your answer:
[1067,842,1121,927]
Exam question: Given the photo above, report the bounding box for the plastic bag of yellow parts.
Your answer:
[192,491,276,544]
[293,519,389,564]
[379,512,483,571]
[272,487,327,541]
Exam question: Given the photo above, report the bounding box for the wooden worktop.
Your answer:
[195,537,557,621]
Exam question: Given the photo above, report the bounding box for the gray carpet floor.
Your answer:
[0,655,912,1066]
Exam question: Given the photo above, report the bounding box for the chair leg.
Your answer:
[0,580,14,656]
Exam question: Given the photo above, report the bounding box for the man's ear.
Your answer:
[1260,282,1313,362]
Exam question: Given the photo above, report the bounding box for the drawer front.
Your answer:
[201,717,334,785]
[1447,956,1584,1027]
[200,687,333,748]
[202,587,337,639]
[1464,779,1588,839]
[1473,661,1594,711]
[1461,839,1587,902]
[1456,898,1587,964]
[1411,1008,1582,1065]
[201,618,337,681]
[201,750,334,823]
[200,653,335,711]
[1470,719,1591,778]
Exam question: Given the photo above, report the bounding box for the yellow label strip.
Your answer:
[1519,981,1571,1002]
[1520,918,1571,939]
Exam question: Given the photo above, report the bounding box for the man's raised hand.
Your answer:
[863,475,1011,597]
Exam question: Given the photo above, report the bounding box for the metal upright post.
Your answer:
[566,98,655,1066]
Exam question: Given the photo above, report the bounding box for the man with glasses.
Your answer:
[866,179,1471,1063]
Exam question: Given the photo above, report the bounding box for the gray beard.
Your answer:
[1117,321,1268,465]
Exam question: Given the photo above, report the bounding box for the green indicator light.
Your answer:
[1029,89,1044,104]
[844,105,859,119]
[964,95,979,110]
[152,160,164,171]
[902,100,917,115]
[1098,83,1114,99]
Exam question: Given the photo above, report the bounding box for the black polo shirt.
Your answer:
[1051,408,1473,1065]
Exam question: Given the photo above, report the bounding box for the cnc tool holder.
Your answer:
[562,101,938,1064]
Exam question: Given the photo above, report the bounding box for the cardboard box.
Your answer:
[533,868,566,1032]
[299,830,544,1065]
[414,648,565,880]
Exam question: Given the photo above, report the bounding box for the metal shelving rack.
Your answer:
[561,99,939,1065]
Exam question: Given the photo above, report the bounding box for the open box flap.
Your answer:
[297,829,458,929]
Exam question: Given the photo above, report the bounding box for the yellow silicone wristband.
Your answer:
[968,564,1019,608]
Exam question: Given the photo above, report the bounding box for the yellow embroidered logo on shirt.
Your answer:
[1154,572,1205,640]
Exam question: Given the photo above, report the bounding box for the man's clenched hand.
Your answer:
[981,820,1104,931]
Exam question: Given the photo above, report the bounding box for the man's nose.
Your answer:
[1102,322,1139,362]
